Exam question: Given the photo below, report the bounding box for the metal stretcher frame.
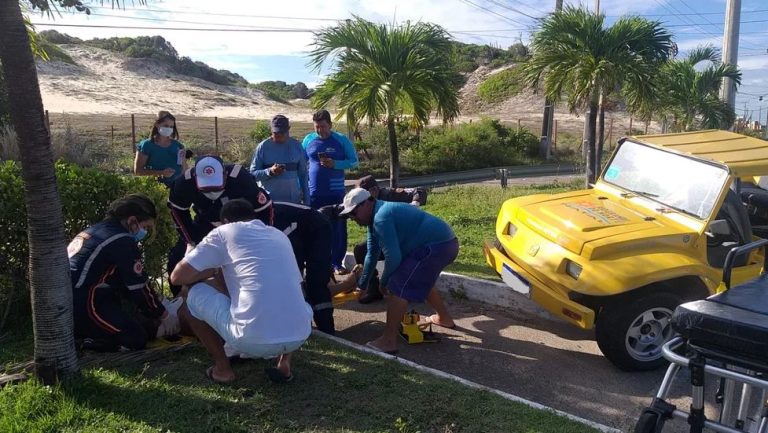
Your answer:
[635,239,768,433]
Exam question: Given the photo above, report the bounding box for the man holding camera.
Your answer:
[250,114,309,205]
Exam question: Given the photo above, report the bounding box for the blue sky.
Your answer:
[30,0,768,120]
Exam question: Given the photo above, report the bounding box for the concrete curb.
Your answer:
[313,330,621,433]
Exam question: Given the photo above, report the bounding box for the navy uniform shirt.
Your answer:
[272,201,331,253]
[168,164,264,245]
[67,220,164,318]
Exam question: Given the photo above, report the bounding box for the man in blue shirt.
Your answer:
[302,109,359,273]
[340,188,460,355]
[249,115,309,204]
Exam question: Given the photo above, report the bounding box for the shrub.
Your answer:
[248,120,271,143]
[403,119,535,173]
[222,137,256,167]
[0,161,175,332]
[477,67,523,104]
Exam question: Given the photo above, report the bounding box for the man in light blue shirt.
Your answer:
[340,188,459,355]
[249,115,309,204]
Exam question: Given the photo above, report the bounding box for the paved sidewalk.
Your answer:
[332,295,716,433]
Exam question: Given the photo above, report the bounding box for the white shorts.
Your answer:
[186,282,306,358]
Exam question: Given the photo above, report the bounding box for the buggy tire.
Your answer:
[595,291,680,371]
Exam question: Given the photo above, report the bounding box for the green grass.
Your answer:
[348,182,581,280]
[477,67,523,104]
[0,338,599,433]
[0,322,32,366]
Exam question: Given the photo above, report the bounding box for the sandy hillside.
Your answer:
[36,45,314,120]
[36,44,657,136]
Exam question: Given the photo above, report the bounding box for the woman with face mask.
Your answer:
[134,110,188,187]
[68,194,180,351]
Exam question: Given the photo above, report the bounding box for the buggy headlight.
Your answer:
[565,260,582,280]
[506,222,518,237]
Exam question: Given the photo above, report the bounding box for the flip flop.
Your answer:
[205,366,235,384]
[365,341,398,355]
[426,314,456,330]
[264,367,294,384]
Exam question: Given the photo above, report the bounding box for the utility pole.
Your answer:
[720,0,741,113]
[539,0,563,160]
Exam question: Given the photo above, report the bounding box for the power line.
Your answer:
[483,0,542,20]
[459,0,529,27]
[30,22,315,32]
[86,5,344,22]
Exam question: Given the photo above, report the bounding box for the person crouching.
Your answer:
[171,199,313,384]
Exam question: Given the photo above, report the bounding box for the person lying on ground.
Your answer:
[68,194,180,352]
[170,199,313,384]
[340,188,459,355]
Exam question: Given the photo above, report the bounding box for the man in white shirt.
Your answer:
[171,198,313,384]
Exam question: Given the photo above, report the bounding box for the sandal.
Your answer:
[264,367,294,384]
[425,314,456,329]
[206,366,234,384]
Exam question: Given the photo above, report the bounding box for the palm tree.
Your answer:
[0,0,143,384]
[522,7,672,186]
[658,46,740,132]
[308,17,462,187]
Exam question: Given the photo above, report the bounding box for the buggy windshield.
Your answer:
[602,140,729,219]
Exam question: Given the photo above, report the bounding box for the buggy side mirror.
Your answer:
[706,219,731,237]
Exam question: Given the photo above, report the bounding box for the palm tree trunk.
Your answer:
[585,98,599,187]
[386,116,400,188]
[596,92,605,177]
[0,0,78,383]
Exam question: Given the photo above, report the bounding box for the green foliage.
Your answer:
[451,41,527,73]
[38,39,75,64]
[251,81,312,102]
[740,128,766,140]
[0,161,175,331]
[248,120,271,143]
[42,33,248,87]
[39,29,82,44]
[403,119,538,174]
[477,67,523,103]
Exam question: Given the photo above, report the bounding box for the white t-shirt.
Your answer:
[185,220,312,344]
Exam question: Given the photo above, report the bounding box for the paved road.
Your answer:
[332,296,722,433]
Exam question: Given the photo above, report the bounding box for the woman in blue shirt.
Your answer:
[134,111,187,187]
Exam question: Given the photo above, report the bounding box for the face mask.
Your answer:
[158,126,174,137]
[203,190,224,201]
[133,227,147,242]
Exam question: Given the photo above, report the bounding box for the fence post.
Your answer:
[45,110,50,135]
[629,116,633,134]
[498,168,508,189]
[517,119,521,129]
[553,119,558,146]
[131,114,136,152]
[214,116,219,154]
[644,120,649,134]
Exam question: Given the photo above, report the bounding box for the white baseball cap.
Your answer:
[194,156,225,192]
[339,188,371,215]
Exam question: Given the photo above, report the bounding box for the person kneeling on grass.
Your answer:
[170,199,313,384]
[340,188,459,354]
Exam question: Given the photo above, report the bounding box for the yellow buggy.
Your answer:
[484,130,768,370]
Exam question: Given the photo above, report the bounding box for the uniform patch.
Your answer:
[202,165,216,176]
[67,236,84,258]
[133,259,143,274]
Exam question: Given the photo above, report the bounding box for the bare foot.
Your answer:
[206,365,235,384]
[427,314,456,329]
[365,338,398,355]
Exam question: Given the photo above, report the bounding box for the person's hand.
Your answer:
[162,168,175,177]
[269,163,285,176]
[319,157,335,169]
[410,201,421,207]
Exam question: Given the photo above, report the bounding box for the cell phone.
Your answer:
[318,152,328,159]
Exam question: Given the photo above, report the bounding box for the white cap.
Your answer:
[339,188,371,215]
[194,156,225,192]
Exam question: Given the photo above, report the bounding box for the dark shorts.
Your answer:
[387,238,459,303]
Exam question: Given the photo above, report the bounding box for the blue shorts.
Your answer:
[187,283,305,358]
[387,238,459,302]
